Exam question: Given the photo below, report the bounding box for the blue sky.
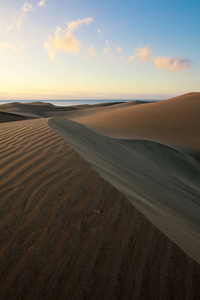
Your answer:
[0,0,200,100]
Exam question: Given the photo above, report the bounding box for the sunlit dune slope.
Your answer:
[75,93,200,156]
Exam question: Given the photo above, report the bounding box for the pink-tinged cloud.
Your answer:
[135,45,151,61]
[116,47,122,52]
[152,56,191,71]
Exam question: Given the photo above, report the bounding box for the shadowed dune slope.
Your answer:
[0,111,27,123]
[0,102,66,119]
[0,118,200,299]
[49,118,200,264]
[75,92,200,157]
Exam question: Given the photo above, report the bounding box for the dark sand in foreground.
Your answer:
[0,93,200,299]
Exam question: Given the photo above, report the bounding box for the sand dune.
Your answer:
[0,118,200,299]
[0,100,144,123]
[75,92,200,158]
[0,102,66,119]
[0,111,27,123]
[49,118,200,264]
[1,95,200,299]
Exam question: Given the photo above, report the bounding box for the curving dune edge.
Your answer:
[1,93,200,299]
[49,117,200,264]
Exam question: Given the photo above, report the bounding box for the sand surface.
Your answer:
[75,93,200,159]
[1,94,200,299]
[49,118,200,264]
[0,100,143,121]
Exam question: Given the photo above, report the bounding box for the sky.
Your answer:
[0,0,200,100]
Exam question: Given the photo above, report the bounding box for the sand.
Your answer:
[0,100,143,121]
[0,111,27,123]
[75,92,200,159]
[0,93,200,299]
[49,118,200,263]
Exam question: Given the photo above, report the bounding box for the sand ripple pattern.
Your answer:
[0,118,200,299]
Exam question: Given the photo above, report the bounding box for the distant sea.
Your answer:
[0,99,160,106]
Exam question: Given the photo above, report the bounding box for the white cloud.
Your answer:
[126,45,190,72]
[22,2,34,12]
[44,42,57,62]
[152,56,191,71]
[116,47,122,52]
[135,45,151,61]
[37,0,46,7]
[66,17,93,33]
[0,43,19,53]
[9,1,47,29]
[97,29,101,33]
[49,27,81,52]
[44,17,94,61]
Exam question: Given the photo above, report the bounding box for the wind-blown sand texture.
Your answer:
[49,118,200,263]
[0,93,200,299]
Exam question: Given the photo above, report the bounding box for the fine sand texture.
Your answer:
[49,118,200,264]
[0,117,200,299]
[1,94,200,300]
[75,92,200,159]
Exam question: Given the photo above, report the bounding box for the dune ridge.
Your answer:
[0,118,200,299]
[75,92,200,158]
[0,100,144,123]
[1,94,200,299]
[0,111,27,123]
[49,117,200,264]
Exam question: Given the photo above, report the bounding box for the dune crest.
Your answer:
[75,92,200,159]
[49,117,200,263]
[0,100,200,298]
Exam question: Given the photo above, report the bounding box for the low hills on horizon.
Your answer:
[1,92,199,160]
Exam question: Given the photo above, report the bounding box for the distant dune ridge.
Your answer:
[0,92,200,299]
[0,100,133,121]
[76,92,200,159]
